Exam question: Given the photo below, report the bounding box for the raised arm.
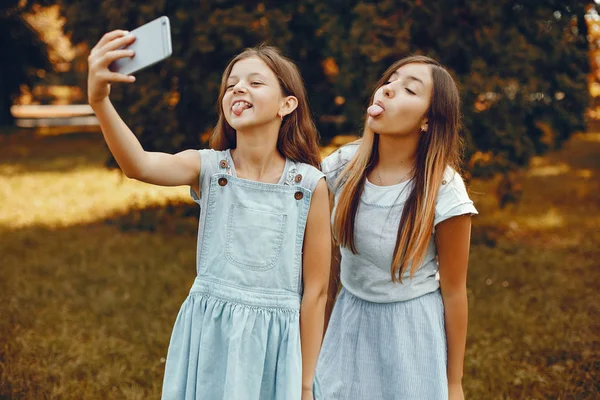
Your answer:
[87,30,200,187]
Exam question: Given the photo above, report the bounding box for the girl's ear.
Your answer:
[279,96,298,118]
[420,118,429,133]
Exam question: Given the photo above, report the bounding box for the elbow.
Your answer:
[120,153,150,181]
[122,161,148,181]
[123,168,143,180]
[440,286,468,302]
[303,284,328,306]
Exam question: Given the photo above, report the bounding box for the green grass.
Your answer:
[0,129,598,399]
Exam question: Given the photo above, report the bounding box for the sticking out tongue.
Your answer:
[232,102,251,116]
[368,104,384,117]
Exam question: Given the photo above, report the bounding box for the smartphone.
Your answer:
[110,16,172,76]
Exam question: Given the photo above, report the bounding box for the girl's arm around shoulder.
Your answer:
[300,178,332,392]
[321,142,359,193]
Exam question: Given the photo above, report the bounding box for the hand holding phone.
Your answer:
[110,16,172,75]
[87,16,172,105]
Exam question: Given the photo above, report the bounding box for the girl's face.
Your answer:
[223,57,285,131]
[367,62,434,136]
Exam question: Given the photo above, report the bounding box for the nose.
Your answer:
[382,83,394,98]
[233,82,247,95]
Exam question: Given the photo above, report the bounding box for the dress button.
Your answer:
[294,191,303,200]
[219,159,229,169]
[294,174,303,183]
[442,180,447,185]
[218,177,228,186]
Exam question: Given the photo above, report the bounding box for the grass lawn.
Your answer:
[0,128,598,399]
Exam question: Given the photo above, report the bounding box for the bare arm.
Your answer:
[300,179,331,395]
[323,189,341,334]
[436,214,473,398]
[324,242,340,334]
[87,30,200,187]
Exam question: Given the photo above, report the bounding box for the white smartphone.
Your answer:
[110,16,172,76]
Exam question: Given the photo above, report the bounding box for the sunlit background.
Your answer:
[1,2,599,399]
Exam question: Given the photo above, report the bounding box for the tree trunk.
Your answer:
[0,75,15,128]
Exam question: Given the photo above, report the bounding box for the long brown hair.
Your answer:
[209,45,321,168]
[333,55,463,282]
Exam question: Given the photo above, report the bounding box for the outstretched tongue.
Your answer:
[367,104,384,117]
[232,102,250,116]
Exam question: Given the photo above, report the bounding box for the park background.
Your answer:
[1,1,599,398]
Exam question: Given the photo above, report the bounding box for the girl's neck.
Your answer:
[231,122,285,182]
[376,133,419,173]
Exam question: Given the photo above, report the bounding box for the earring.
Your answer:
[278,112,284,121]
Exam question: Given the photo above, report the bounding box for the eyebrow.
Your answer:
[228,72,268,81]
[390,71,425,86]
[404,75,425,86]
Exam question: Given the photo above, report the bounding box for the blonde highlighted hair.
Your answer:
[333,56,463,282]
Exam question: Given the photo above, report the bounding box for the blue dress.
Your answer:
[314,144,478,399]
[162,149,324,400]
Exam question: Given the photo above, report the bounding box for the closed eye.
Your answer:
[405,88,416,95]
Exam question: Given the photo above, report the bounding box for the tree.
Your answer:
[58,0,589,175]
[58,0,336,162]
[0,0,55,126]
[314,0,590,176]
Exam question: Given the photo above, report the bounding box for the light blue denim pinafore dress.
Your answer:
[162,149,324,400]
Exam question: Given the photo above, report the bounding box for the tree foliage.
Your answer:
[0,0,55,126]
[59,0,590,175]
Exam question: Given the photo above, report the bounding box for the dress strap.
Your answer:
[282,161,302,186]
[291,163,325,193]
[217,151,233,175]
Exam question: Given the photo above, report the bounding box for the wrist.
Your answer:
[448,371,463,385]
[89,96,110,109]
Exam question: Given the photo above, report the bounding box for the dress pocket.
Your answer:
[225,204,287,271]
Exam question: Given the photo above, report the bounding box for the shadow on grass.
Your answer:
[0,131,111,175]
[1,130,599,399]
[1,194,598,399]
[0,202,198,400]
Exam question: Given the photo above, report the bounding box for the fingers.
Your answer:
[103,33,136,53]
[88,30,137,87]
[91,33,135,61]
[103,49,135,65]
[101,71,136,83]
[90,48,135,73]
[94,30,129,51]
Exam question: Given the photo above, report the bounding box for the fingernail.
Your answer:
[129,76,136,82]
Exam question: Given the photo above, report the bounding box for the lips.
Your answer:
[367,100,385,117]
